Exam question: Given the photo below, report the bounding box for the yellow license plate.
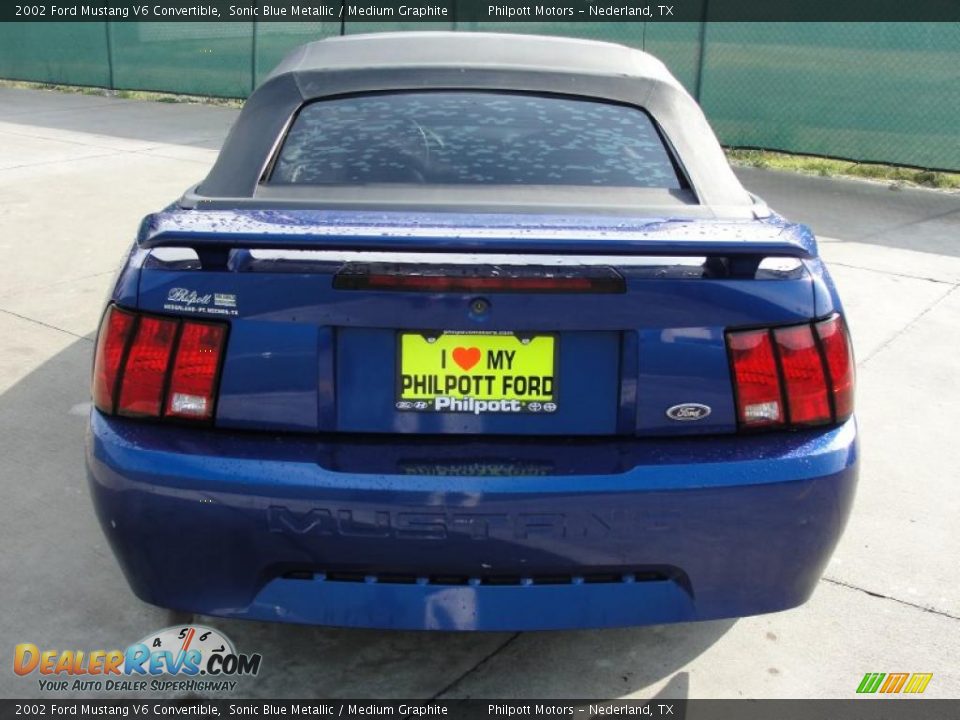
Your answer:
[397,331,557,414]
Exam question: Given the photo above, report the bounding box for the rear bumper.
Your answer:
[86,412,858,631]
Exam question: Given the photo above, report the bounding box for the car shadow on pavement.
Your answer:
[0,336,733,700]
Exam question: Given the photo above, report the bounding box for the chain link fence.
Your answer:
[1,20,957,170]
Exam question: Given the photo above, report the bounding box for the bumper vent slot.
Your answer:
[282,569,669,587]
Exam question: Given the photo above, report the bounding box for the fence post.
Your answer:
[251,16,259,95]
[104,21,114,90]
[693,0,710,102]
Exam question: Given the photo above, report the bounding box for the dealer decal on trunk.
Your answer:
[163,287,239,317]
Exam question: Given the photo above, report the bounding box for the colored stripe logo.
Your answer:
[857,673,933,694]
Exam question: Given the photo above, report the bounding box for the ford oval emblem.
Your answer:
[666,403,712,421]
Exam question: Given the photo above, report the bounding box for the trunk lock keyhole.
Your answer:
[469,297,490,320]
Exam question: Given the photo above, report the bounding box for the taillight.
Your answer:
[91,306,227,423]
[165,322,227,421]
[118,316,178,417]
[727,314,854,431]
[774,324,830,425]
[727,329,784,428]
[92,306,136,414]
[815,315,855,422]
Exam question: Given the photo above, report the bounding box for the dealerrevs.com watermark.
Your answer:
[13,625,261,694]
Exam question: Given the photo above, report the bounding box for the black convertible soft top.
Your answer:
[194,32,755,212]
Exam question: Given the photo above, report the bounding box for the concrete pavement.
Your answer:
[736,166,960,258]
[0,86,957,699]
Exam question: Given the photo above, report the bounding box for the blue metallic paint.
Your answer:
[139,210,818,258]
[110,245,144,309]
[804,257,843,319]
[87,413,857,630]
[132,252,821,436]
[216,320,320,432]
[136,272,818,331]
[636,327,736,436]
[245,576,695,631]
[90,206,856,629]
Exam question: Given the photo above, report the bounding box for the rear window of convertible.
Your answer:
[268,92,684,189]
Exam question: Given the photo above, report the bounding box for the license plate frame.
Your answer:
[396,331,558,414]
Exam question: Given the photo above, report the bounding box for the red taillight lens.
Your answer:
[363,275,602,292]
[92,306,228,423]
[165,322,227,421]
[92,307,136,414]
[117,316,179,417]
[333,264,625,293]
[816,315,855,421]
[727,314,854,431]
[727,329,784,428]
[774,324,831,425]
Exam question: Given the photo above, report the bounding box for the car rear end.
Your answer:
[85,35,857,630]
[86,213,857,631]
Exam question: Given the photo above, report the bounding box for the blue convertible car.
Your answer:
[86,33,857,631]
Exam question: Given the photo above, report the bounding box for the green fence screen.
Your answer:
[1,21,957,170]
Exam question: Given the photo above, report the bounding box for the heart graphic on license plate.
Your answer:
[452,346,481,371]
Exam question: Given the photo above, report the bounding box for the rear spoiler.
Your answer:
[137,209,817,270]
